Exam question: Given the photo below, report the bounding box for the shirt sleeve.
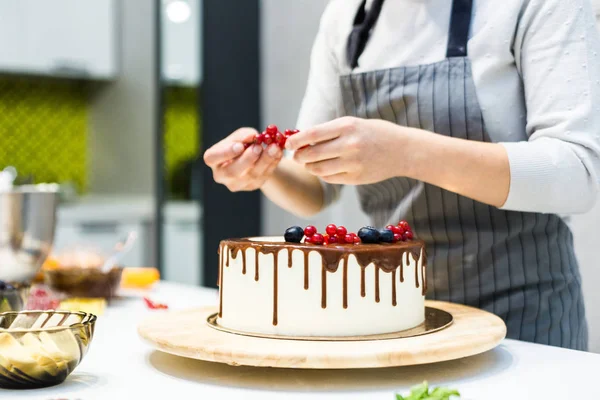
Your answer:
[293,0,346,207]
[499,0,600,214]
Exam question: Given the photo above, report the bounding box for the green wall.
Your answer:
[0,77,199,194]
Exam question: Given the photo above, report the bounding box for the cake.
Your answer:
[216,224,427,337]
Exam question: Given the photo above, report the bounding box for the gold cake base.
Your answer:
[138,300,507,369]
[206,306,453,342]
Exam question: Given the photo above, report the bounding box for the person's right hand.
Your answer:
[203,127,284,192]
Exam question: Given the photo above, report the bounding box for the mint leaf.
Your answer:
[408,381,429,399]
[429,387,460,400]
[395,381,460,400]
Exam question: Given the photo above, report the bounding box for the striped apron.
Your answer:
[339,0,588,350]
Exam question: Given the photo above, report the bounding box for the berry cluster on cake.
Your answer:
[217,221,427,337]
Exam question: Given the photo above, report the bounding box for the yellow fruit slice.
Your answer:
[121,267,160,288]
[59,298,106,316]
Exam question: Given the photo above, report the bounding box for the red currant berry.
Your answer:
[323,234,330,244]
[337,234,346,244]
[263,133,273,145]
[336,226,347,236]
[325,224,337,236]
[404,231,414,240]
[312,233,325,245]
[353,235,361,244]
[255,133,264,145]
[344,234,354,243]
[292,129,300,134]
[386,225,395,231]
[275,132,286,148]
[393,233,402,242]
[392,225,403,235]
[244,143,251,149]
[328,235,337,244]
[398,220,410,230]
[304,225,317,237]
[284,129,294,136]
[304,236,313,244]
[266,124,278,135]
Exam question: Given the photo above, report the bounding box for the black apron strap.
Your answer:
[346,0,386,69]
[446,0,473,58]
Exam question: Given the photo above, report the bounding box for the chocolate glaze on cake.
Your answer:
[218,238,427,326]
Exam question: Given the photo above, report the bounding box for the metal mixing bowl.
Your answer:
[0,185,59,284]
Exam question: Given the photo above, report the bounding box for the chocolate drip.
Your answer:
[321,265,327,309]
[218,245,224,317]
[273,252,278,325]
[412,251,420,289]
[391,269,397,306]
[375,266,380,303]
[342,257,348,309]
[218,238,426,325]
[241,248,246,274]
[303,250,309,290]
[360,266,366,297]
[254,248,259,281]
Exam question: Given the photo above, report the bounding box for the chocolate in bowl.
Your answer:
[44,266,123,299]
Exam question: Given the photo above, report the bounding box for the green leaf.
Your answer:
[408,381,429,399]
[430,387,460,399]
[395,395,405,400]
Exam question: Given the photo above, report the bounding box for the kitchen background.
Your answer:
[1,0,599,351]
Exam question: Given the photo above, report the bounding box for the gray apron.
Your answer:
[340,0,587,350]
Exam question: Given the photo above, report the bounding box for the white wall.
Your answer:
[261,0,600,352]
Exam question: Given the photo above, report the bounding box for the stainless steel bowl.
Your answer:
[0,185,59,284]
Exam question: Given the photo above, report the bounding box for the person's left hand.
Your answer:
[285,117,413,185]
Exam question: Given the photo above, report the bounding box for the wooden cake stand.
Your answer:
[138,300,506,369]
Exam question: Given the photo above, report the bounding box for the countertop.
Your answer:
[5,282,599,400]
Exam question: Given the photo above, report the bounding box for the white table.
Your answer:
[5,282,599,400]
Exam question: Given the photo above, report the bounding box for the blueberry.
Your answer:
[284,226,304,243]
[0,281,6,290]
[378,229,394,243]
[358,227,380,244]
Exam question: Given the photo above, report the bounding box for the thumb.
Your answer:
[203,128,257,167]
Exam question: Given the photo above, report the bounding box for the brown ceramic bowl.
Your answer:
[43,267,123,300]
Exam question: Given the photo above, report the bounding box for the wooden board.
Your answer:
[138,300,506,369]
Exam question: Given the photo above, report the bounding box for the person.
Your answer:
[203,0,600,351]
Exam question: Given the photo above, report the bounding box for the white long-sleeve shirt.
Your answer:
[296,0,600,215]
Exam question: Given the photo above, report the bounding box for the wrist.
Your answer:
[393,127,423,180]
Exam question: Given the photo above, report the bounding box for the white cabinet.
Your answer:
[0,0,118,79]
[161,0,201,86]
[163,201,202,286]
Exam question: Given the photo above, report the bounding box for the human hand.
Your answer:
[285,117,412,185]
[203,127,284,192]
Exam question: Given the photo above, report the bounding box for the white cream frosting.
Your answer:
[217,237,425,337]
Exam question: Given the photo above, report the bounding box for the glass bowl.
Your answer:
[0,310,96,389]
[44,266,123,299]
[0,282,30,312]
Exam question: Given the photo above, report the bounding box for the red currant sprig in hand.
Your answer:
[245,125,300,149]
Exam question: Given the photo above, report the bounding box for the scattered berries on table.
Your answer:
[143,297,169,310]
[304,225,317,237]
[284,226,304,243]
